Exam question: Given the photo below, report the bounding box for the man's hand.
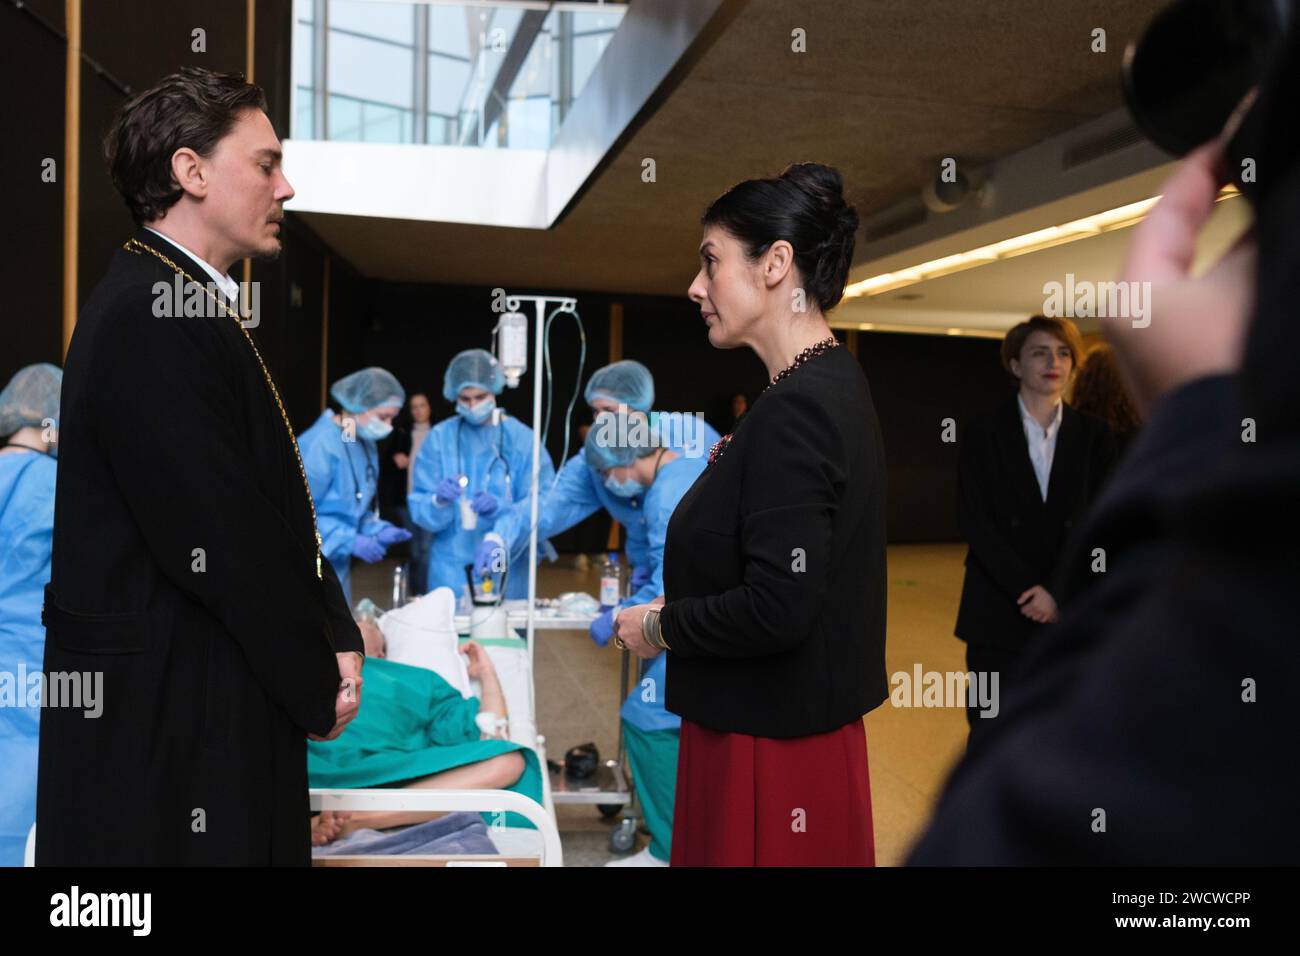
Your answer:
[1017,585,1058,624]
[613,603,663,660]
[308,651,363,742]
[393,452,410,470]
[1111,140,1256,414]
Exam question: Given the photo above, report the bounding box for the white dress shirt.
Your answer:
[145,227,240,303]
[1018,393,1063,502]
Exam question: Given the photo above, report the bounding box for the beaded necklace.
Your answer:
[707,335,839,466]
[123,237,324,580]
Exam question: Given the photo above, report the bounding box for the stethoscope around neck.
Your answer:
[340,433,378,511]
[456,413,511,500]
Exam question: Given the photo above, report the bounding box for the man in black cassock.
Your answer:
[36,67,364,865]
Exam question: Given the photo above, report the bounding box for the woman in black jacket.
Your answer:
[954,316,1117,746]
[613,163,888,866]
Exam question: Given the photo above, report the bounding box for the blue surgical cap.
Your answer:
[443,349,505,403]
[330,367,406,414]
[585,360,654,412]
[583,410,659,471]
[0,363,62,436]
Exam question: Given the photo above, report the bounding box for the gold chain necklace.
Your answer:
[708,336,840,466]
[123,237,324,580]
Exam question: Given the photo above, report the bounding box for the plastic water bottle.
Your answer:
[599,552,623,608]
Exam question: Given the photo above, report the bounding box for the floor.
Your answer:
[351,542,971,866]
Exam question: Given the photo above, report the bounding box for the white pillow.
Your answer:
[379,587,471,697]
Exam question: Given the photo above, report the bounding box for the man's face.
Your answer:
[458,386,492,408]
[201,108,294,261]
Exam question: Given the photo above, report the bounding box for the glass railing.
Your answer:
[292,0,628,148]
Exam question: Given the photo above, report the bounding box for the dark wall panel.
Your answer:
[2,0,71,376]
[857,332,1011,543]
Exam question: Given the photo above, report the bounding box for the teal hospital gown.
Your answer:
[307,657,543,828]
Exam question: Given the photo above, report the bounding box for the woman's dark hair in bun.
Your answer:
[701,162,859,313]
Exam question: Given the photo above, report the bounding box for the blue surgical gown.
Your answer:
[615,455,707,733]
[298,410,398,605]
[0,450,56,866]
[492,410,719,577]
[407,414,555,600]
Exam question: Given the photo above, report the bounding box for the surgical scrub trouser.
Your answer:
[621,721,679,862]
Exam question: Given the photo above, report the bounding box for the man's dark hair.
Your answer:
[104,66,267,226]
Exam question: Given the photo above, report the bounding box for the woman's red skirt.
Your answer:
[669,716,875,866]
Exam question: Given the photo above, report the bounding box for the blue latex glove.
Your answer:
[377,526,413,546]
[474,537,505,577]
[630,564,652,590]
[434,477,463,505]
[470,490,499,517]
[589,607,616,647]
[352,534,386,563]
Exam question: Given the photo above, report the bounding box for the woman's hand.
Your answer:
[393,452,410,470]
[613,604,663,660]
[1017,585,1058,624]
[1111,140,1256,414]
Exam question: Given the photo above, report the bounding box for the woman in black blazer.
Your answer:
[955,315,1117,744]
[612,164,888,866]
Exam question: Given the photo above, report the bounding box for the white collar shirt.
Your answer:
[145,227,241,304]
[1018,393,1063,502]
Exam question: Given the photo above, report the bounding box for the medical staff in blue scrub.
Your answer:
[585,409,706,866]
[408,350,554,600]
[482,360,719,612]
[299,367,412,605]
[0,363,61,866]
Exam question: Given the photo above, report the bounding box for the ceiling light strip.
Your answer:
[843,187,1239,301]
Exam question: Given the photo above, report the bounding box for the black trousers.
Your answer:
[963,642,1025,749]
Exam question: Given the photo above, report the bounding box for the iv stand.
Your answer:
[504,293,578,708]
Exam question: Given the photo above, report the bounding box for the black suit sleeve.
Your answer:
[957,419,1039,601]
[93,294,345,737]
[661,388,842,659]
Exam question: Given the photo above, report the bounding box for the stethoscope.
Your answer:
[341,438,378,508]
[455,414,511,499]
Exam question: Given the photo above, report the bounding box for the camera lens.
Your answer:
[1123,0,1287,157]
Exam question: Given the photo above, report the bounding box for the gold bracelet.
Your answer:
[642,607,670,651]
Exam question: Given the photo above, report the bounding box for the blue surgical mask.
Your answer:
[604,473,645,498]
[457,396,496,426]
[357,419,393,441]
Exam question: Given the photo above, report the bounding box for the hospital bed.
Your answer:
[308,590,573,867]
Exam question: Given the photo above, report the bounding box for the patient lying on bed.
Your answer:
[308,618,542,847]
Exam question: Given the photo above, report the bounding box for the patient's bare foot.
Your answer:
[311,810,354,846]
